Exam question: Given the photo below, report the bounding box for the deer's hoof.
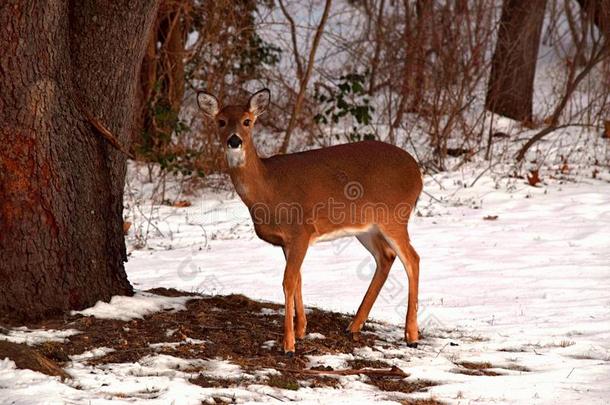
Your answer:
[344,325,361,341]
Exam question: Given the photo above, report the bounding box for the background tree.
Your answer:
[137,0,190,175]
[515,0,610,160]
[0,0,159,322]
[485,0,547,122]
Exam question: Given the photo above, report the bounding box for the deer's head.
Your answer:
[197,89,270,168]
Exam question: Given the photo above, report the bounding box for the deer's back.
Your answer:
[262,141,422,208]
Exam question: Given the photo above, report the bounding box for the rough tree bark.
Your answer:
[485,0,547,122]
[0,0,159,323]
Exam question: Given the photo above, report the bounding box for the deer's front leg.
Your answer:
[282,238,308,355]
[283,247,307,340]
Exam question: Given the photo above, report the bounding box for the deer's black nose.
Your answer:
[227,134,243,149]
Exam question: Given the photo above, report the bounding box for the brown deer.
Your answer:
[198,89,423,355]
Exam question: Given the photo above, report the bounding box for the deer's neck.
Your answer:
[228,143,270,207]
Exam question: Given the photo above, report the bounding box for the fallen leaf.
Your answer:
[123,221,132,235]
[173,200,192,208]
[527,169,541,187]
[483,215,498,221]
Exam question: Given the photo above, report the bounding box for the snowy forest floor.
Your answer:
[2,290,448,404]
[2,133,610,404]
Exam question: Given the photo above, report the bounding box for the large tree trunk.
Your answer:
[0,0,159,323]
[485,0,547,122]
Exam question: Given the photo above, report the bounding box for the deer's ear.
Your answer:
[248,88,270,116]
[197,92,220,117]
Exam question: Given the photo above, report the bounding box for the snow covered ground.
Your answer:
[2,134,610,403]
[121,155,610,403]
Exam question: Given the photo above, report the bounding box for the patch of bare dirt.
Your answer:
[451,361,530,377]
[347,358,392,369]
[451,360,531,376]
[189,375,238,388]
[504,363,531,372]
[6,289,439,398]
[0,341,70,380]
[452,361,501,376]
[366,374,437,394]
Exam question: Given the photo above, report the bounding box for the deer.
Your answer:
[197,89,423,356]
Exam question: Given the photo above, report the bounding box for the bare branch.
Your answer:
[280,0,333,153]
[278,0,304,81]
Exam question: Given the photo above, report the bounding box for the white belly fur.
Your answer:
[310,225,373,245]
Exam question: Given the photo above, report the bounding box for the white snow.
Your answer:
[258,308,279,316]
[305,332,326,340]
[0,327,80,345]
[2,162,609,403]
[117,145,609,404]
[307,353,353,370]
[149,337,207,350]
[2,70,609,404]
[69,347,115,362]
[3,142,609,403]
[70,291,195,321]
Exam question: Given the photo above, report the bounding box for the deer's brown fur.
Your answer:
[198,89,423,354]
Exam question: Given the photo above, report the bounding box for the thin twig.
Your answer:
[278,0,303,81]
[266,393,286,402]
[435,342,449,359]
[421,190,443,204]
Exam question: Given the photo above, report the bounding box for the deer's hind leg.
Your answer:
[348,231,396,335]
[379,225,420,346]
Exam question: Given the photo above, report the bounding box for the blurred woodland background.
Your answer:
[133,0,609,188]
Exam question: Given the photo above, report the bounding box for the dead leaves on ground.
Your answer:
[173,200,192,208]
[527,169,541,187]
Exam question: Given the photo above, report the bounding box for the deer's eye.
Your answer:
[243,119,251,127]
[218,119,226,128]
